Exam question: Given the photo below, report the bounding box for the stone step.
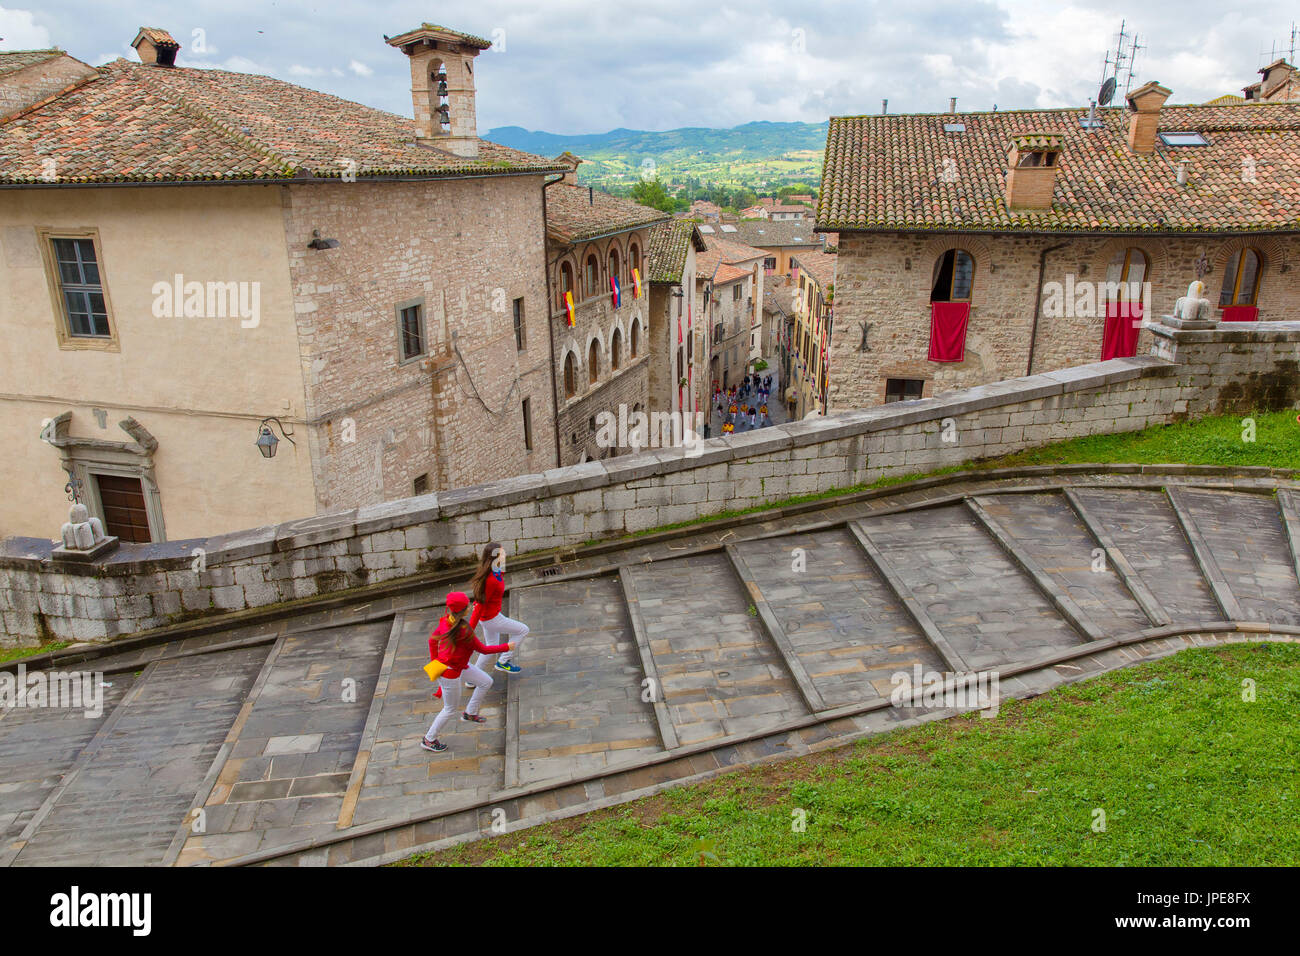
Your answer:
[176,620,390,865]
[970,492,1150,637]
[853,504,1086,671]
[509,578,662,786]
[624,552,810,747]
[8,645,269,866]
[1175,489,1300,627]
[1069,488,1222,625]
[727,528,945,708]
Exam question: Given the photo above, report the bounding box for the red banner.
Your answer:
[927,302,971,363]
[1221,305,1259,322]
[1101,300,1143,360]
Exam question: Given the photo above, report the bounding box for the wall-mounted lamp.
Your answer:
[256,418,297,459]
[307,229,340,250]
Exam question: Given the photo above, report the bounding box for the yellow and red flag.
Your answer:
[564,290,575,327]
[632,268,642,299]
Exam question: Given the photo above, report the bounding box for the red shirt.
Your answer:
[469,572,505,630]
[428,616,508,679]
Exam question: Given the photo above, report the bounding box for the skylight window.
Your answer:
[1159,131,1208,146]
[721,224,737,232]
[699,225,715,233]
[1079,117,1103,129]
[943,122,966,133]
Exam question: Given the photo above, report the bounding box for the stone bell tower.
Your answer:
[387,23,490,158]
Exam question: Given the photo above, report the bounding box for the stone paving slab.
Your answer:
[9,645,268,866]
[176,620,389,864]
[855,504,1085,670]
[0,677,133,851]
[1070,489,1224,625]
[626,553,810,746]
[735,529,945,706]
[974,492,1150,637]
[1178,489,1300,626]
[510,579,661,784]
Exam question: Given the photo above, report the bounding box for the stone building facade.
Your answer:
[0,24,570,541]
[545,165,669,464]
[817,85,1300,410]
[646,220,708,421]
[696,235,766,391]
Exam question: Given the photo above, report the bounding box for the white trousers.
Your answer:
[471,613,530,667]
[426,664,493,740]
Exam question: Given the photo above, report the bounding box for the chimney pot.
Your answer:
[1005,132,1064,210]
[1124,80,1173,155]
[949,97,957,113]
[881,98,888,114]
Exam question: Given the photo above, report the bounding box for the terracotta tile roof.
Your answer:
[1204,94,1246,106]
[792,249,837,287]
[385,23,493,51]
[0,58,565,184]
[133,28,179,49]
[545,183,669,244]
[695,233,766,283]
[818,102,1300,233]
[0,50,62,76]
[730,220,822,248]
[646,220,705,283]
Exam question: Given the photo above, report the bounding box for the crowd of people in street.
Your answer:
[712,369,779,436]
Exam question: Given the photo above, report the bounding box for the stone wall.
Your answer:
[829,231,1300,409]
[0,53,96,120]
[5,320,1300,645]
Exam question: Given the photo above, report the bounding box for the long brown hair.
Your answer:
[438,611,472,653]
[469,541,503,605]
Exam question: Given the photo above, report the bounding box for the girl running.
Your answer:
[421,591,513,753]
[468,542,529,674]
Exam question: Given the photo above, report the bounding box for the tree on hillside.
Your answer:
[631,177,677,213]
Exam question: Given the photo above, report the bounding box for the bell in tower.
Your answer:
[387,23,490,158]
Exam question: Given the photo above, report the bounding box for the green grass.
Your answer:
[0,642,70,664]
[397,643,1300,866]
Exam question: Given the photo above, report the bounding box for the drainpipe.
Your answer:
[1026,242,1068,376]
[541,173,565,468]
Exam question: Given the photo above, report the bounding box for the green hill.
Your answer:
[484,120,827,194]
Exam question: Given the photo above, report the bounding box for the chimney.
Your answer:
[881,98,888,114]
[1005,132,1063,210]
[554,152,582,186]
[949,97,957,113]
[1125,80,1172,155]
[132,27,180,67]
[387,24,490,158]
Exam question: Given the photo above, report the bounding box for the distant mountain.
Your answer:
[485,121,827,164]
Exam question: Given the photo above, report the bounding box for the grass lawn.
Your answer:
[0,642,70,664]
[397,643,1300,866]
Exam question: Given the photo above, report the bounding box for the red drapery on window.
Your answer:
[1101,300,1143,361]
[928,302,971,362]
[1221,305,1259,322]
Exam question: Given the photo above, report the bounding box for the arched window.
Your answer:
[611,328,622,370]
[608,246,621,292]
[564,352,576,398]
[1219,248,1264,307]
[629,242,641,280]
[588,339,600,383]
[930,249,974,302]
[1105,247,1149,301]
[585,254,600,299]
[630,318,640,357]
[559,261,574,311]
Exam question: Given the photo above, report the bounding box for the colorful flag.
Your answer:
[564,290,575,327]
[632,268,642,299]
[610,275,621,309]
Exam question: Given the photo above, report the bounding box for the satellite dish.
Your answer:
[1098,77,1117,106]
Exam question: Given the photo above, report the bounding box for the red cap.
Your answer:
[445,591,470,613]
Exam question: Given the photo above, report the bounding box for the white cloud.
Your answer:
[348,59,371,77]
[0,5,51,48]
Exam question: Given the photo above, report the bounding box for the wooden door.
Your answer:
[94,474,151,543]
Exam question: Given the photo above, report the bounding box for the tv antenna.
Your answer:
[1097,20,1143,102]
[1259,21,1298,67]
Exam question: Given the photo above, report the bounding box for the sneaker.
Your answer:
[464,682,475,689]
[462,712,487,723]
[494,660,521,674]
[420,737,447,753]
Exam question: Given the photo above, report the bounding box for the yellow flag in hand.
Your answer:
[424,659,448,681]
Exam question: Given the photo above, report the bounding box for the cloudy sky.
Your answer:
[5,1,1295,133]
